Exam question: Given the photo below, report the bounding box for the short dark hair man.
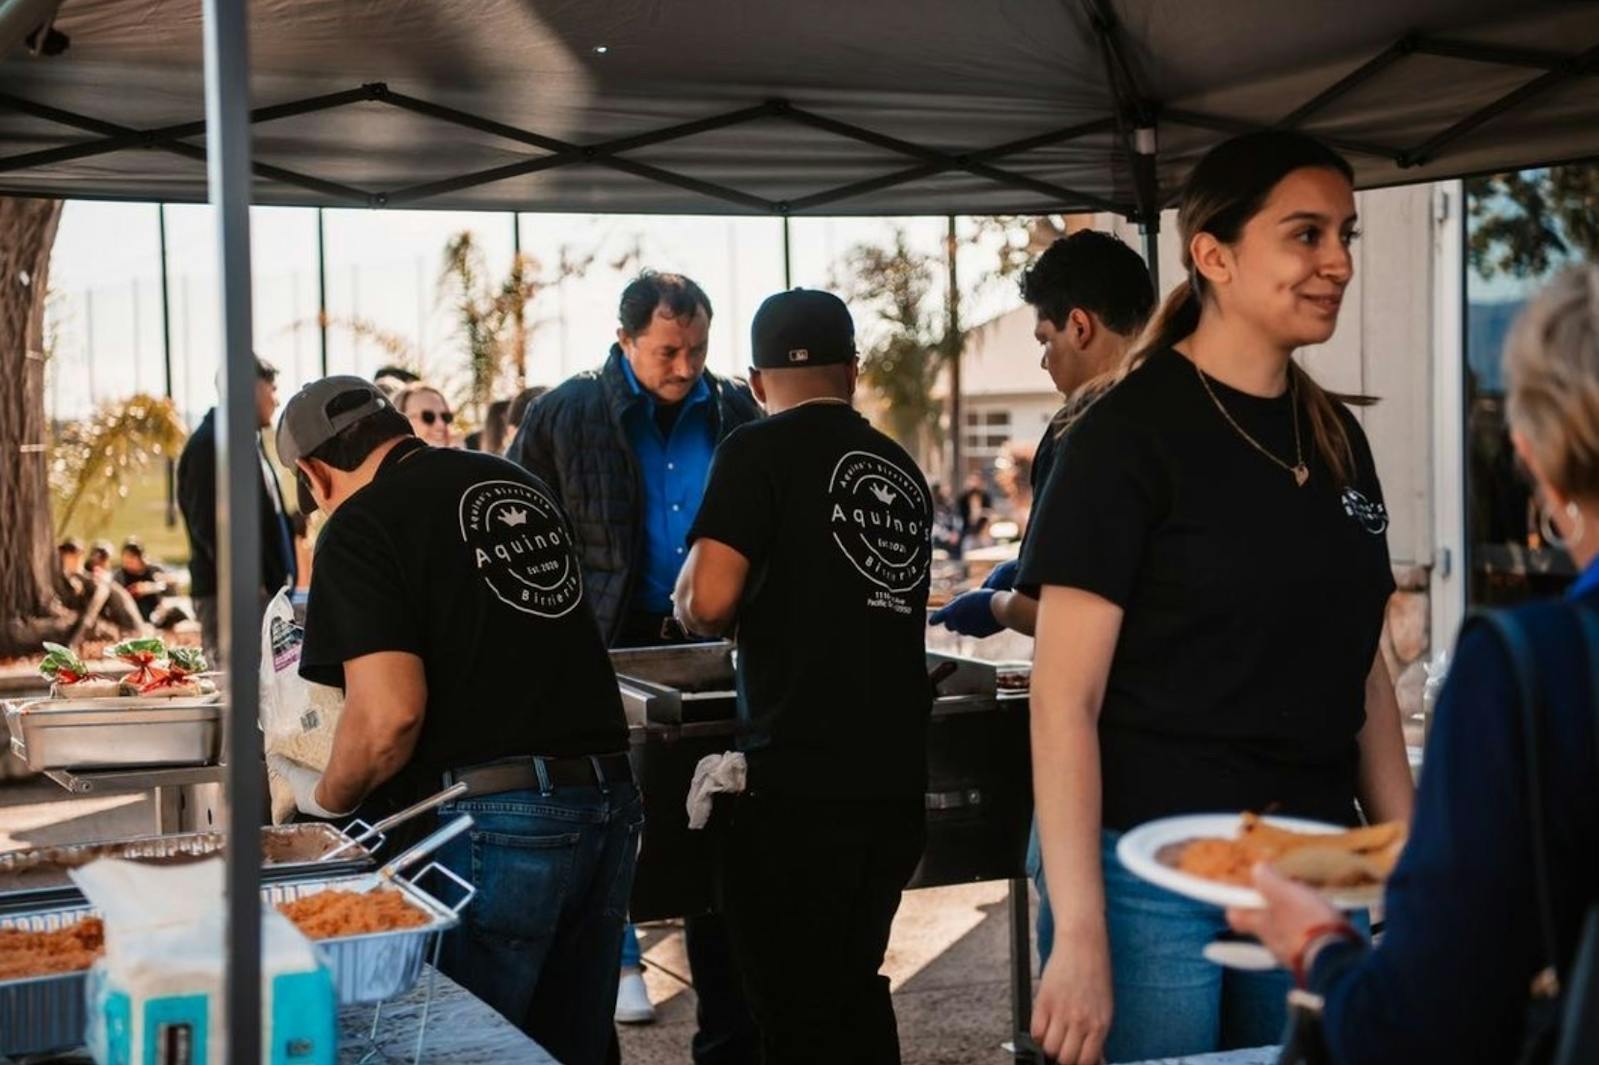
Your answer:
[506,270,763,1053]
[675,289,934,1064]
[276,376,639,1065]
[506,270,763,647]
[176,355,296,660]
[931,230,1155,639]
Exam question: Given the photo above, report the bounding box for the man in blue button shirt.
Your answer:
[508,271,762,1062]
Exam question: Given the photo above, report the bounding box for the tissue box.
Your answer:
[71,858,337,1065]
[93,963,335,1065]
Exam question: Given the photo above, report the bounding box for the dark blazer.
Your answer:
[1310,588,1599,1064]
[175,408,295,598]
[505,346,762,645]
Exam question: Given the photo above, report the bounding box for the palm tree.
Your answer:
[51,393,187,537]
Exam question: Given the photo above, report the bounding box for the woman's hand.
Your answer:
[1226,863,1341,967]
[1031,924,1113,1064]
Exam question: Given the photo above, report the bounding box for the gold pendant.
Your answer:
[1293,464,1310,487]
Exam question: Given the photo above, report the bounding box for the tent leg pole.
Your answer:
[1140,217,1161,293]
[203,0,265,1062]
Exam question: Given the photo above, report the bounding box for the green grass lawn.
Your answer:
[55,463,191,568]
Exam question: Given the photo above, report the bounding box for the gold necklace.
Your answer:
[1192,360,1309,487]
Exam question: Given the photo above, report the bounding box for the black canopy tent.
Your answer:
[5,1,1599,1060]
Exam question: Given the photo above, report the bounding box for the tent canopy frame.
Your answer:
[2,22,1597,221]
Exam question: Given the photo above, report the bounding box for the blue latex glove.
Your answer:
[928,588,1004,638]
[982,560,1020,592]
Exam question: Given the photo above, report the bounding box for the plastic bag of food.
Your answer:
[38,642,122,699]
[259,588,344,824]
[130,646,217,699]
[106,637,168,689]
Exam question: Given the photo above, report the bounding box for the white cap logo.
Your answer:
[788,348,810,363]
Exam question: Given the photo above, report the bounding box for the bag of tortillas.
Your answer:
[259,586,345,824]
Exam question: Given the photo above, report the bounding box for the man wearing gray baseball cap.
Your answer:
[276,374,639,1065]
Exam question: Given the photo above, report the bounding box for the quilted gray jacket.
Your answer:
[506,345,763,646]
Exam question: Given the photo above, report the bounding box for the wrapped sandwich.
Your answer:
[108,638,169,694]
[125,646,216,699]
[39,642,122,699]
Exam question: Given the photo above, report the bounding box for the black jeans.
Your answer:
[714,793,926,1065]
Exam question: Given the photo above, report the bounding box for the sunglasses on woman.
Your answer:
[418,409,454,426]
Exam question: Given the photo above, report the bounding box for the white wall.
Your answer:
[1105,185,1437,568]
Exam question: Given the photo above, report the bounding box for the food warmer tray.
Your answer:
[0,868,472,1055]
[4,697,222,771]
[611,641,738,725]
[0,822,378,913]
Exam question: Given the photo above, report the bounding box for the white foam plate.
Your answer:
[1115,813,1382,911]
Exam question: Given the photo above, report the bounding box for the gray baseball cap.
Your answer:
[275,375,394,467]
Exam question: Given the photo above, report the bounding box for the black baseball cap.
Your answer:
[750,289,857,370]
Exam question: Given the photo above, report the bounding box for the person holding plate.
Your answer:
[1231,266,1599,1064]
[1020,131,1415,1064]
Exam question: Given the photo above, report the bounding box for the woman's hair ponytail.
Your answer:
[1069,131,1377,485]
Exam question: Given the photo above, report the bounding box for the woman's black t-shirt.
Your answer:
[1019,347,1395,830]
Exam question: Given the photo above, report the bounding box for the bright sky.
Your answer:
[45,202,1023,426]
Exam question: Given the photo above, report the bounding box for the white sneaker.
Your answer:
[615,967,656,1025]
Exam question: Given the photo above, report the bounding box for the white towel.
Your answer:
[685,751,748,829]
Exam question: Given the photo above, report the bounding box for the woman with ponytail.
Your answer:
[1018,131,1414,1063]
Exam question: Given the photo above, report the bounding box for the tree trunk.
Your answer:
[0,196,65,656]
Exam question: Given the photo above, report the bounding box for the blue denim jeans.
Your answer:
[1031,827,1299,1063]
[436,781,642,1065]
[619,922,642,969]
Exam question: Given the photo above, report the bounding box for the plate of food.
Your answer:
[1116,812,1406,910]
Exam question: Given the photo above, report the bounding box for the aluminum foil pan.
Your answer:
[0,822,376,912]
[0,908,93,1057]
[0,865,472,1051]
[263,867,473,1005]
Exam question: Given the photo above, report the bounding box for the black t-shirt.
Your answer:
[1019,347,1395,830]
[300,440,628,812]
[689,402,934,799]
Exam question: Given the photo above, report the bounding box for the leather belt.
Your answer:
[443,752,634,798]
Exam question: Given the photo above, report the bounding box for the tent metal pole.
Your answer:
[1141,217,1161,293]
[202,0,263,1061]
[1161,108,1403,163]
[317,207,329,376]
[945,215,962,485]
[782,215,792,289]
[0,85,377,174]
[159,203,177,526]
[1401,39,1599,167]
[1276,36,1416,129]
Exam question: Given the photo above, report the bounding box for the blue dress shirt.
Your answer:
[618,357,715,615]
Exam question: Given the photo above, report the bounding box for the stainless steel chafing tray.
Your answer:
[4,697,222,771]
[925,649,1030,703]
[0,822,377,913]
[611,641,738,725]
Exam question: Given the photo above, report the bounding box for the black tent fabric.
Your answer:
[0,0,1596,216]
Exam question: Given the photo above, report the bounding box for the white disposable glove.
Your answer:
[266,754,353,819]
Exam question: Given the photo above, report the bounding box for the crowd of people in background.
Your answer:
[34,127,1599,1065]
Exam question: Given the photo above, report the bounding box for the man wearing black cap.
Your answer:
[273,375,640,1065]
[675,289,934,1064]
[177,355,297,661]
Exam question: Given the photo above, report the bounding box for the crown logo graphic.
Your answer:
[498,507,529,528]
[868,484,897,506]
